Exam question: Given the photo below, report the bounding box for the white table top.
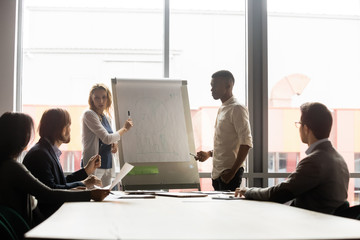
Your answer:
[25,193,360,240]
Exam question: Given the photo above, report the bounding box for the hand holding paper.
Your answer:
[102,162,134,190]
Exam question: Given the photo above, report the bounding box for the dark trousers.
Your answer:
[212,167,244,191]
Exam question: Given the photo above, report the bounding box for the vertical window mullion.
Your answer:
[16,0,24,112]
[246,0,268,188]
[163,0,170,78]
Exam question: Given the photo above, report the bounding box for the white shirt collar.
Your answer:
[305,138,329,155]
[45,138,62,159]
[222,96,235,106]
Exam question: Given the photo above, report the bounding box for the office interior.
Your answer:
[2,0,360,205]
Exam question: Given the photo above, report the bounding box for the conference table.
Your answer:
[25,192,360,240]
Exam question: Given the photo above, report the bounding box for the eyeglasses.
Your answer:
[294,122,302,128]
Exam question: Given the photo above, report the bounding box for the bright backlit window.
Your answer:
[268,0,360,204]
[21,0,246,191]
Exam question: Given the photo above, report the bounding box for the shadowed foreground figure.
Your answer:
[0,112,109,230]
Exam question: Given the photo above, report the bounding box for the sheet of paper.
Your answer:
[104,192,155,201]
[102,162,134,190]
[211,194,244,200]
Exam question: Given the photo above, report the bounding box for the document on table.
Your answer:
[211,194,244,200]
[105,191,155,201]
[98,162,134,190]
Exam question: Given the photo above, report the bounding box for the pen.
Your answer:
[128,110,131,119]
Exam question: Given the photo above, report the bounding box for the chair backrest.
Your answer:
[0,219,16,240]
[0,205,30,240]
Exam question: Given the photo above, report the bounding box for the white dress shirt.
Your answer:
[212,97,253,179]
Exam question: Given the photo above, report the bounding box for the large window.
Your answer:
[21,0,246,191]
[267,0,360,205]
[170,0,246,189]
[20,0,360,198]
[22,0,164,172]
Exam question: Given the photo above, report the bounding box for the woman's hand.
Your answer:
[124,119,133,131]
[111,143,118,153]
[119,119,134,135]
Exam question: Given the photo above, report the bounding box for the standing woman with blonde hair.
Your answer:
[81,83,133,186]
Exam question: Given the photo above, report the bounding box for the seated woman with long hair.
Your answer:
[0,112,109,228]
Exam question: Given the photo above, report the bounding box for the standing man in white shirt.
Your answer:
[196,70,253,191]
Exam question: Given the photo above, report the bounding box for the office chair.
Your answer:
[0,205,30,240]
[0,219,16,240]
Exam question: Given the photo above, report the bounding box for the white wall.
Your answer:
[0,0,17,114]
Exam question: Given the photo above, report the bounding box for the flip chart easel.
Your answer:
[111,78,200,190]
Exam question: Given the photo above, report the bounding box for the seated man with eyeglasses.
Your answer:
[235,102,349,215]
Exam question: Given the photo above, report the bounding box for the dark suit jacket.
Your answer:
[245,141,350,214]
[23,138,87,189]
[23,138,88,217]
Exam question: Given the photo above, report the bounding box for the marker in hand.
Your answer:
[128,110,131,119]
[189,153,197,160]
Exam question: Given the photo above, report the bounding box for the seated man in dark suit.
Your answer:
[235,102,350,215]
[23,108,102,218]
